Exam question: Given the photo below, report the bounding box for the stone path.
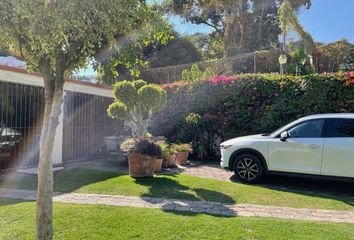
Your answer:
[1,188,353,224]
[173,162,233,181]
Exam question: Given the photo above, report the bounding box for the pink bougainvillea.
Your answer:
[210,75,236,86]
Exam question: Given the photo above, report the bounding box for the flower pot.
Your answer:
[128,153,156,178]
[153,159,163,173]
[167,154,177,167]
[162,158,169,168]
[176,152,189,165]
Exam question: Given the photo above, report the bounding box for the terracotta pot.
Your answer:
[167,154,177,167]
[153,159,163,173]
[162,158,169,168]
[176,152,189,165]
[128,153,156,178]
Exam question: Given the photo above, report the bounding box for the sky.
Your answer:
[169,0,354,43]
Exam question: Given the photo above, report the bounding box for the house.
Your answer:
[0,57,123,171]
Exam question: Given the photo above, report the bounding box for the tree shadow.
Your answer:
[134,175,237,217]
[0,168,120,193]
[230,174,354,207]
[0,198,31,207]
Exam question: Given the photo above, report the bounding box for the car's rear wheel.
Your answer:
[233,153,264,183]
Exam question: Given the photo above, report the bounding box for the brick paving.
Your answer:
[172,162,234,181]
[1,188,353,224]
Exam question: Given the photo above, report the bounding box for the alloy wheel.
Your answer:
[236,157,259,181]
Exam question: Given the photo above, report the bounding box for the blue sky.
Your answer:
[169,0,354,43]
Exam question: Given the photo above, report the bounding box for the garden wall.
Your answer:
[151,74,354,158]
[133,50,281,84]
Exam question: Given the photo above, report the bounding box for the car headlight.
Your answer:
[220,144,232,149]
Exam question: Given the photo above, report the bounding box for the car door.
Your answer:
[268,119,325,175]
[321,118,354,178]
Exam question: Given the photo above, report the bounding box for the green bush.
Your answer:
[151,74,354,157]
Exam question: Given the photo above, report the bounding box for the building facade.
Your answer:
[0,65,123,170]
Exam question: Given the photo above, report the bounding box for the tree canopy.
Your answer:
[164,0,311,57]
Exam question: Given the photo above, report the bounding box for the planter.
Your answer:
[167,154,177,167]
[128,153,156,178]
[162,158,169,168]
[153,159,163,173]
[176,152,189,165]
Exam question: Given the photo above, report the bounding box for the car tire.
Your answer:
[233,153,264,183]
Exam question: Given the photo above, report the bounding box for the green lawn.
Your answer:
[1,198,353,240]
[1,168,353,210]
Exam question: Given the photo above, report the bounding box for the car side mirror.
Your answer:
[280,131,289,142]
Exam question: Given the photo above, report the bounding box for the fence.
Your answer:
[0,81,44,169]
[0,78,123,170]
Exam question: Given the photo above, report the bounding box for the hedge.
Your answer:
[151,74,354,158]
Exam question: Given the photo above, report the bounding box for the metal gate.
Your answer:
[0,81,44,170]
[62,91,123,162]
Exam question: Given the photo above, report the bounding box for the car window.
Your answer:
[328,118,354,137]
[288,119,324,138]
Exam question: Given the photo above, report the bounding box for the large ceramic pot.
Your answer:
[167,154,177,167]
[153,159,163,173]
[176,152,189,165]
[128,153,156,178]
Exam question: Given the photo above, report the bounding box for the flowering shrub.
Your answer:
[210,75,236,86]
[121,138,162,158]
[151,73,354,157]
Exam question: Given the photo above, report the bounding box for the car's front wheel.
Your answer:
[233,153,264,183]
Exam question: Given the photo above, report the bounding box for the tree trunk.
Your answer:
[36,59,64,240]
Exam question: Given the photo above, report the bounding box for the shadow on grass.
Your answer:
[0,198,33,207]
[0,168,119,193]
[230,174,354,207]
[134,175,237,217]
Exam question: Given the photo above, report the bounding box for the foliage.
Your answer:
[149,35,203,68]
[286,48,314,75]
[181,64,215,83]
[171,143,192,153]
[152,73,354,157]
[164,0,311,57]
[123,138,162,157]
[278,0,315,55]
[120,138,136,152]
[159,143,176,159]
[188,32,223,59]
[96,9,175,84]
[317,39,354,73]
[108,80,167,138]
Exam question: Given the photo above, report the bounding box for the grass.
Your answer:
[1,168,353,210]
[1,199,353,240]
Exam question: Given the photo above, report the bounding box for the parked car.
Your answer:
[220,113,354,183]
[0,127,22,157]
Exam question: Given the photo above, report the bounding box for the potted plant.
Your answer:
[153,143,163,173]
[172,143,191,165]
[160,143,177,168]
[121,138,161,178]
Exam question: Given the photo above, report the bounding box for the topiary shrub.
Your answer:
[108,79,167,138]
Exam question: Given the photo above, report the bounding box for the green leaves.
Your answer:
[138,84,167,112]
[0,0,144,75]
[108,79,167,137]
[107,101,128,120]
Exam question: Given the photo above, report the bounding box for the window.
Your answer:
[287,119,324,138]
[328,119,354,137]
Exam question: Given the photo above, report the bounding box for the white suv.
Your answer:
[220,113,354,183]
